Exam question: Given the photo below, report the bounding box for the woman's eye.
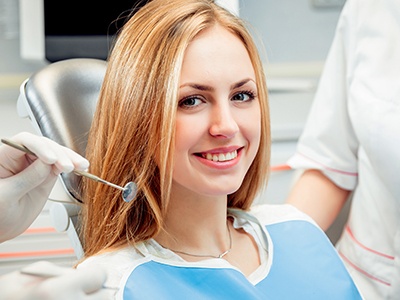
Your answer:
[179,96,203,108]
[232,91,255,102]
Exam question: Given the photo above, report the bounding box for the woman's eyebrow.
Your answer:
[179,83,213,91]
[231,78,256,90]
[180,78,256,91]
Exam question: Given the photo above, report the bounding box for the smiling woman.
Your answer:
[77,0,362,299]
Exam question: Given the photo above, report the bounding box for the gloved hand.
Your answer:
[0,261,111,300]
[0,132,89,242]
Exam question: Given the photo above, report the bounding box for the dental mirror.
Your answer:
[1,138,137,203]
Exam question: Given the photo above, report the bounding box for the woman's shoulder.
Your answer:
[77,246,146,289]
[249,203,319,227]
[79,246,142,264]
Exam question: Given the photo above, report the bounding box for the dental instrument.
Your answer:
[1,138,137,203]
[19,268,119,292]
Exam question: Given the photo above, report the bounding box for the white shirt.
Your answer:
[288,0,400,298]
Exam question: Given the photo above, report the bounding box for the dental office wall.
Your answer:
[0,0,345,274]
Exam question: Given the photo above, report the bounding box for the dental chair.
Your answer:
[17,58,107,259]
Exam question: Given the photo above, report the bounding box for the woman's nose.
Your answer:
[209,104,239,138]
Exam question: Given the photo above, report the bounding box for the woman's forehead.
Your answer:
[180,25,255,86]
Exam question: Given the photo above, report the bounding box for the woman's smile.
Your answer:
[201,150,238,162]
[194,146,243,169]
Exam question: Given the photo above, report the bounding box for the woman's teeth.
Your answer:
[202,150,238,162]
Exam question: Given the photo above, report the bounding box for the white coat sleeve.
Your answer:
[287,0,359,191]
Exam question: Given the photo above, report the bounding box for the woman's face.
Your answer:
[173,24,261,198]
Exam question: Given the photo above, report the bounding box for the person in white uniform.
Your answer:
[0,132,108,299]
[286,0,400,298]
[77,0,362,298]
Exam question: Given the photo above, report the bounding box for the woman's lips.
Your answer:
[194,147,243,169]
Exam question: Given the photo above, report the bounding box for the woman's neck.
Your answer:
[155,187,230,256]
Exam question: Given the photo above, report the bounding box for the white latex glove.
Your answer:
[0,132,89,242]
[0,261,111,300]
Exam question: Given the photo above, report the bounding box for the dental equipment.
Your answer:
[19,268,119,292]
[1,138,137,203]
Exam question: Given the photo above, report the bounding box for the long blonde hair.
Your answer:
[81,0,270,257]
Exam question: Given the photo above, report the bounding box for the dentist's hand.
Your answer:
[0,132,89,242]
[0,261,110,300]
